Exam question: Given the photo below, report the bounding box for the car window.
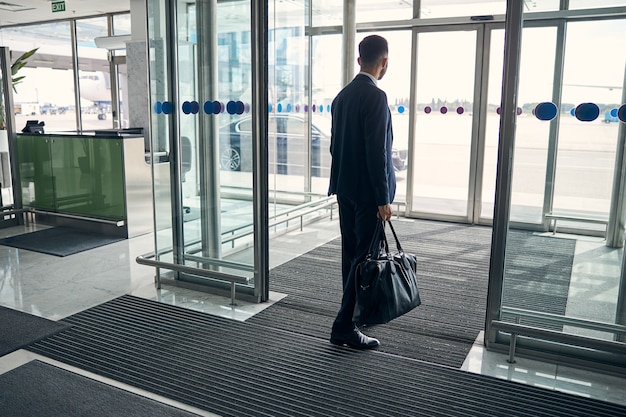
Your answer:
[237,119,252,133]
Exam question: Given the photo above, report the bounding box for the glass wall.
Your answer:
[0,13,130,133]
[76,17,111,129]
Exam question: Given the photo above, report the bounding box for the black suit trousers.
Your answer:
[332,195,379,332]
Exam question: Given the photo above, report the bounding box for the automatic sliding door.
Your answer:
[410,28,477,219]
[480,26,558,224]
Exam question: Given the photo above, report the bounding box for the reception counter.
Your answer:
[16,131,152,238]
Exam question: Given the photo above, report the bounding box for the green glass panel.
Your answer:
[17,135,55,209]
[51,136,125,219]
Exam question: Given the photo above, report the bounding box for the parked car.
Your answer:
[219,114,408,176]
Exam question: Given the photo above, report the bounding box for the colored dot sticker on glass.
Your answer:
[162,101,173,115]
[213,101,222,114]
[206,101,216,114]
[424,106,431,114]
[236,101,245,115]
[456,107,464,115]
[182,101,191,114]
[397,106,405,114]
[618,104,626,123]
[191,101,200,114]
[226,100,237,115]
[154,102,162,114]
[575,102,600,122]
[440,106,448,114]
[534,102,557,121]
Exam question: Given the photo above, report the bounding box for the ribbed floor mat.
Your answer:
[28,295,626,417]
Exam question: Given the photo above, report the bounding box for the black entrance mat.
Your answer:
[27,295,626,417]
[0,227,125,257]
[249,220,575,368]
[0,360,200,417]
[0,306,70,357]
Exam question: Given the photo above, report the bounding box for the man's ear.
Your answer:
[357,57,361,66]
[380,57,388,69]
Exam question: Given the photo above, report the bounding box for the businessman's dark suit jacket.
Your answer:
[328,73,396,205]
[328,73,396,331]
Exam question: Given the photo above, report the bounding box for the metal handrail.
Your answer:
[135,251,250,305]
[492,320,626,364]
[501,306,626,335]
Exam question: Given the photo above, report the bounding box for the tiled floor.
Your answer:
[0,217,625,414]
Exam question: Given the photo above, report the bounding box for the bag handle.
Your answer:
[386,220,405,253]
[366,218,403,258]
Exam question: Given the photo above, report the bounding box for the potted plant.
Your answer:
[0,48,39,130]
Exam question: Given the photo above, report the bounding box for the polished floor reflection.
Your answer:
[0,218,624,414]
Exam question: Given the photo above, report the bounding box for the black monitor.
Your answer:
[22,120,45,134]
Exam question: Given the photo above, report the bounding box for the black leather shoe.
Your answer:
[330,327,380,350]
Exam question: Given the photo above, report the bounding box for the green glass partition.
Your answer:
[18,134,126,220]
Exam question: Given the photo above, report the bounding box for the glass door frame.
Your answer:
[405,22,505,224]
[141,0,269,303]
[485,8,626,371]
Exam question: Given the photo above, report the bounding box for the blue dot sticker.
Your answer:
[534,102,557,121]
[277,103,283,113]
[286,103,292,112]
[190,101,200,114]
[154,102,162,114]
[182,101,191,114]
[397,106,405,114]
[575,102,600,122]
[618,104,626,123]
[204,101,214,114]
[237,101,245,114]
[227,100,237,115]
[213,101,222,114]
[162,101,173,115]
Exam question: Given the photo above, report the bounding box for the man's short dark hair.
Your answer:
[358,35,388,67]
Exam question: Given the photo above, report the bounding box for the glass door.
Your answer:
[488,17,626,369]
[146,0,267,301]
[409,27,480,220]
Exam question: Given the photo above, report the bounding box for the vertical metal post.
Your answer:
[405,18,419,216]
[252,0,269,302]
[0,47,23,218]
[542,21,567,231]
[606,61,626,249]
[165,0,185,270]
[508,317,520,363]
[469,25,488,223]
[484,0,524,345]
[341,0,356,87]
[197,0,222,261]
[70,20,83,132]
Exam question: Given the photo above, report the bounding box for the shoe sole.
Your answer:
[329,338,380,350]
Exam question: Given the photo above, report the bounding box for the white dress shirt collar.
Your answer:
[358,71,378,86]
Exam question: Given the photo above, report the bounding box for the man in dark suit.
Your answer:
[328,35,396,349]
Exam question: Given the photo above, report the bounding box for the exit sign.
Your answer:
[52,1,66,13]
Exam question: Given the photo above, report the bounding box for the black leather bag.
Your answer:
[353,219,421,326]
